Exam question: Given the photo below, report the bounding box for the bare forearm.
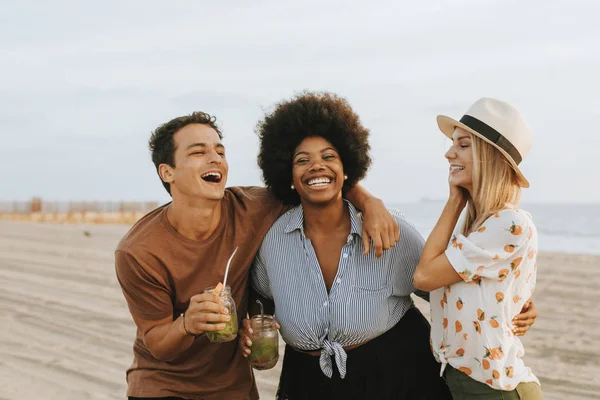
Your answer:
[413,198,464,291]
[144,316,195,361]
[345,183,374,210]
[420,198,463,263]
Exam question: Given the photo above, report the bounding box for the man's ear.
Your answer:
[158,163,175,185]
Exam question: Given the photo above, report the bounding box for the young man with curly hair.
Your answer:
[114,111,399,400]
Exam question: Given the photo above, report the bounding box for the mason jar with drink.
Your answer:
[203,284,238,343]
[248,314,279,370]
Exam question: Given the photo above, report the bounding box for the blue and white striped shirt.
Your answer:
[251,200,428,378]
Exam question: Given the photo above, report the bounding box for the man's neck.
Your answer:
[167,196,222,241]
[302,197,350,237]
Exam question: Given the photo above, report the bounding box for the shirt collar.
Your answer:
[284,200,363,238]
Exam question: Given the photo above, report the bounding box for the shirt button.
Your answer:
[324,327,329,333]
[342,253,348,259]
[336,278,342,284]
[323,301,328,307]
[347,234,353,242]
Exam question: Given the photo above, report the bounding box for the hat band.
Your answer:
[460,115,522,164]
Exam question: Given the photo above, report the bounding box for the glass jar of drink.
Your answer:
[248,315,279,370]
[203,285,238,343]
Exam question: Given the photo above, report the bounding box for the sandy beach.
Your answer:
[0,220,599,400]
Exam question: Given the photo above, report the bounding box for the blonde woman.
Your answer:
[413,98,543,399]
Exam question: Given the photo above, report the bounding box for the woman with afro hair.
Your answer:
[238,91,452,399]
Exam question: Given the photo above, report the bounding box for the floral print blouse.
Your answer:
[429,209,540,390]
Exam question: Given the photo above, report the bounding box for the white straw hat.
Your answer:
[437,97,532,188]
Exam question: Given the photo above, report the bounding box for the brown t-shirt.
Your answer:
[115,187,284,400]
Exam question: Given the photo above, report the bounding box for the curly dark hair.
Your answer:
[149,112,223,195]
[256,91,372,205]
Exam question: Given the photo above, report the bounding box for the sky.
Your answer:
[2,0,599,204]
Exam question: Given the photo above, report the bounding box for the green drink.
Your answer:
[204,285,238,343]
[248,315,279,370]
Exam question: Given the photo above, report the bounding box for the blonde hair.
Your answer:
[461,134,521,236]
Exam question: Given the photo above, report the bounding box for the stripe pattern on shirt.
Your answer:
[251,200,426,378]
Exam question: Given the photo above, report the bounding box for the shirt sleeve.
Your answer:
[444,209,533,283]
[250,246,273,300]
[227,186,288,219]
[115,250,173,321]
[391,211,425,296]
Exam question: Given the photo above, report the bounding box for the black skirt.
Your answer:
[276,306,452,400]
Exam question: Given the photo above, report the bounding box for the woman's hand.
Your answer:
[238,317,281,358]
[448,176,469,210]
[361,197,400,258]
[512,300,538,336]
[238,318,253,358]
